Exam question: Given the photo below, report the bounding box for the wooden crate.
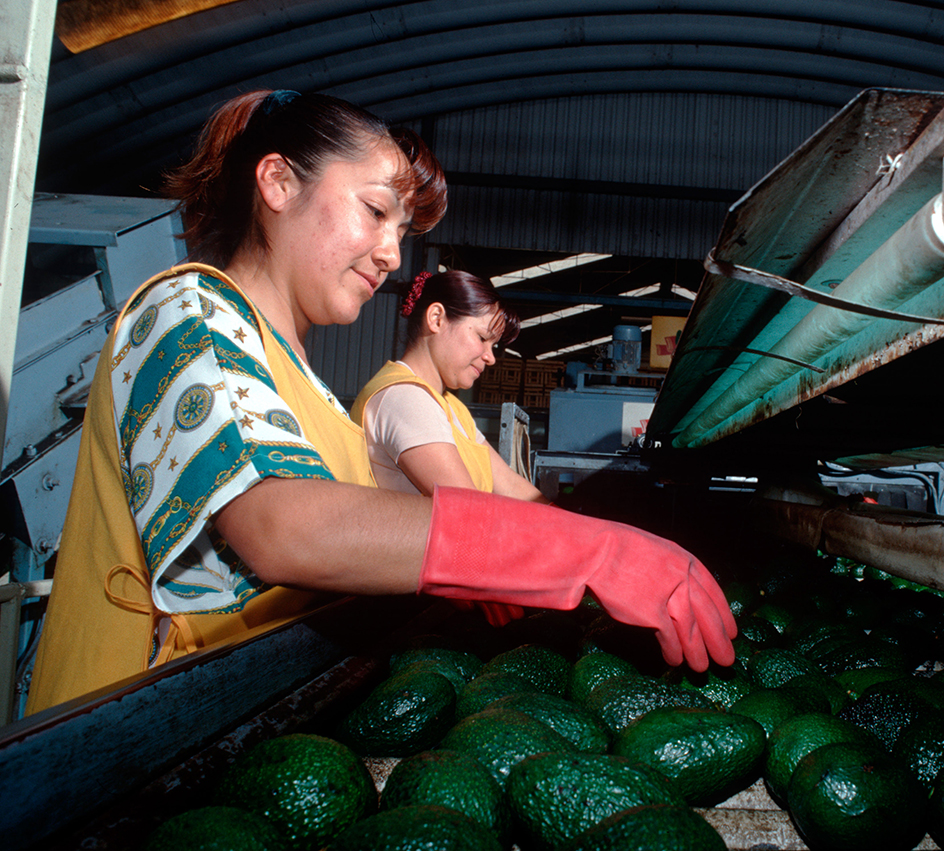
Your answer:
[475,389,507,405]
[522,390,549,409]
[499,361,522,387]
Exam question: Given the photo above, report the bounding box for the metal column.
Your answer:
[0,0,56,461]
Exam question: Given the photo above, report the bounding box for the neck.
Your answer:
[400,345,445,394]
[224,251,310,358]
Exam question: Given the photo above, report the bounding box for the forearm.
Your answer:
[214,478,431,593]
[496,474,550,503]
[488,444,551,502]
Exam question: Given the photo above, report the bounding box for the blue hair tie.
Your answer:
[262,89,301,115]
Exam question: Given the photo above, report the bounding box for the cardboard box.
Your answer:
[649,315,687,370]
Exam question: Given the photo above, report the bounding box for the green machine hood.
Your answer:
[648,88,944,471]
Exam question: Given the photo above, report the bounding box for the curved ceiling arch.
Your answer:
[39,0,944,194]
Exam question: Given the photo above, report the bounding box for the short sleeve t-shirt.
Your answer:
[362,363,486,494]
[111,270,340,615]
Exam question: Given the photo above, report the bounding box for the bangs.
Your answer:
[389,128,447,234]
[488,304,521,347]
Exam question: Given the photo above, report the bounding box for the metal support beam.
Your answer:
[0,0,56,469]
[499,290,691,314]
[446,171,743,203]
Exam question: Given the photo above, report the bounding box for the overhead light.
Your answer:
[521,303,602,328]
[491,253,611,288]
[57,0,241,53]
[520,289,638,328]
[536,336,613,360]
[631,283,698,300]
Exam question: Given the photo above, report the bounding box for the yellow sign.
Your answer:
[649,316,687,370]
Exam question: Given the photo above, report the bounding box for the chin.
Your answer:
[334,299,368,326]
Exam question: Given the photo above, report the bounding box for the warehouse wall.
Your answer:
[428,92,838,259]
[307,291,403,404]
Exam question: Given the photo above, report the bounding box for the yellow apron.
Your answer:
[26,264,374,714]
[351,360,493,492]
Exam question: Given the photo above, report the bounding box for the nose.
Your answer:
[483,345,497,366]
[373,227,401,274]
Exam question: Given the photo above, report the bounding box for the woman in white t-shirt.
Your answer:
[351,270,548,502]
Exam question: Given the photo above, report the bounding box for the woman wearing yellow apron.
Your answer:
[351,271,547,503]
[350,271,547,625]
[27,90,736,715]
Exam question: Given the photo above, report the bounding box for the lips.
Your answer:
[354,270,379,293]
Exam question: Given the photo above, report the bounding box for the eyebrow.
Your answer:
[370,178,414,210]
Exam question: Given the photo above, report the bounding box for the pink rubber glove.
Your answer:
[419,486,736,671]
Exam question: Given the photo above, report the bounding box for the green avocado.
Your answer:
[566,652,640,707]
[586,675,712,735]
[214,734,375,850]
[558,803,726,851]
[143,806,285,851]
[763,712,880,804]
[380,749,509,842]
[438,706,574,785]
[455,670,539,719]
[480,643,571,696]
[327,804,502,851]
[729,686,828,737]
[788,741,926,851]
[613,706,766,805]
[337,664,456,756]
[506,751,684,850]
[484,691,610,753]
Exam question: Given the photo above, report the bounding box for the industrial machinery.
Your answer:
[0,194,185,721]
[535,324,659,503]
[547,325,654,452]
[539,88,944,539]
[647,88,944,589]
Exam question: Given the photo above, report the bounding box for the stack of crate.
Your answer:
[475,357,520,406]
[476,357,565,409]
[522,359,565,408]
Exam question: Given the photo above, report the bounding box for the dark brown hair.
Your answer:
[403,270,520,349]
[163,90,447,267]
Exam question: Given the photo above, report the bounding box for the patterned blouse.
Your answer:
[111,269,342,616]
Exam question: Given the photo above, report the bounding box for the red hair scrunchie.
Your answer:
[402,271,433,316]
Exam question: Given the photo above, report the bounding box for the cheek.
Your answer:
[307,199,360,249]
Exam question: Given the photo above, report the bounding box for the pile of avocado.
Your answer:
[144,548,944,851]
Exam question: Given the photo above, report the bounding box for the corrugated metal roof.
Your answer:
[39,1,944,196]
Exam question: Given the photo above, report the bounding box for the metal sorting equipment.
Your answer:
[0,194,185,721]
[6,89,944,849]
[646,88,944,593]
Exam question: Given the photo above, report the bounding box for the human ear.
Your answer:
[426,302,446,333]
[255,153,300,212]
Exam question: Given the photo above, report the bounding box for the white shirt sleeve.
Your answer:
[364,383,487,461]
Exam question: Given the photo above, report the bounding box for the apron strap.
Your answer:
[104,563,199,667]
